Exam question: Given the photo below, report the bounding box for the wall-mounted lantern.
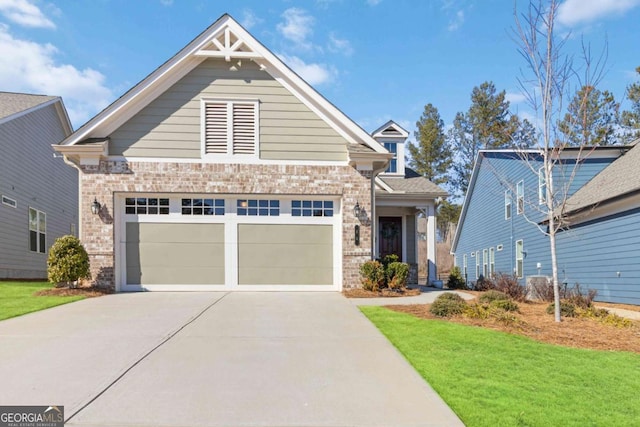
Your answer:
[91,198,101,215]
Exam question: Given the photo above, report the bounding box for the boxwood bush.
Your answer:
[47,235,90,287]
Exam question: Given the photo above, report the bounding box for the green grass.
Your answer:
[0,281,85,321]
[361,306,640,427]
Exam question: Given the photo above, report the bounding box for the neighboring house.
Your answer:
[54,15,445,292]
[452,144,640,305]
[0,92,77,279]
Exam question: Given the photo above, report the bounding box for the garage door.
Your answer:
[125,223,225,285]
[238,224,333,285]
[118,195,340,291]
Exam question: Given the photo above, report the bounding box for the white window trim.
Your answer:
[28,207,46,254]
[538,168,546,205]
[475,250,480,279]
[516,180,524,215]
[201,98,260,160]
[482,249,488,278]
[504,190,511,220]
[489,247,495,276]
[515,239,524,278]
[463,254,467,279]
[2,195,16,208]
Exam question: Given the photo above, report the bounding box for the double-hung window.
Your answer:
[383,142,397,173]
[475,251,480,279]
[515,240,524,278]
[29,208,46,253]
[463,254,468,280]
[203,100,258,156]
[538,168,547,205]
[505,191,512,220]
[516,180,524,215]
[489,247,495,276]
[482,249,488,277]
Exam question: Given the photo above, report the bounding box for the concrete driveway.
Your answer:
[0,292,463,426]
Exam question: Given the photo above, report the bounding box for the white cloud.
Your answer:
[277,8,315,51]
[557,0,640,27]
[0,0,55,28]
[328,32,353,56]
[505,92,527,104]
[278,53,336,86]
[447,9,464,31]
[241,9,261,30]
[0,24,113,126]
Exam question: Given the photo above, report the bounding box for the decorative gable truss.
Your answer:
[203,100,258,156]
[195,27,261,62]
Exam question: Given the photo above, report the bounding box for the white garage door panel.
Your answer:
[126,223,224,285]
[238,224,333,285]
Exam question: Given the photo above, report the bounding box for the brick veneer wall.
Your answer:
[80,160,372,291]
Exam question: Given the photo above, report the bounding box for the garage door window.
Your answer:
[237,199,279,216]
[125,198,169,215]
[292,200,334,217]
[181,198,225,215]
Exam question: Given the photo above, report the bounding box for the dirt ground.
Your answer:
[343,288,422,298]
[386,294,640,353]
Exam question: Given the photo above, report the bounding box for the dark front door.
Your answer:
[379,216,402,260]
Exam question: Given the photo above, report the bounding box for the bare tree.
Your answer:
[513,0,606,322]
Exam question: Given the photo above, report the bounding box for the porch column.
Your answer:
[427,204,437,283]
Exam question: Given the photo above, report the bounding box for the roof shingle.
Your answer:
[0,92,57,121]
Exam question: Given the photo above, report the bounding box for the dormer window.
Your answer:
[383,142,397,173]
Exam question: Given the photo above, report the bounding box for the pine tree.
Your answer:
[558,85,619,146]
[407,103,451,185]
[448,82,535,197]
[621,66,640,141]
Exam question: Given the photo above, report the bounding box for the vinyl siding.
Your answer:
[454,152,616,292]
[0,103,77,279]
[110,58,348,161]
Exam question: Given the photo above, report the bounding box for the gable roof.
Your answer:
[59,14,387,156]
[371,120,409,139]
[0,92,58,121]
[0,92,72,136]
[563,140,640,215]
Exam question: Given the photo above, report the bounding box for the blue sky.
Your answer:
[1,0,639,142]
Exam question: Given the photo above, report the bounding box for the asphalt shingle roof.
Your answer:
[379,168,448,196]
[564,140,640,214]
[0,92,57,121]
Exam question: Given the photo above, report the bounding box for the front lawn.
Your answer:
[0,281,85,321]
[361,306,640,427]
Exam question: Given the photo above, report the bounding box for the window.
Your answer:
[237,199,279,216]
[292,200,334,217]
[482,249,488,277]
[383,142,397,173]
[504,191,511,220]
[516,181,524,214]
[489,247,495,276]
[538,168,546,205]
[463,254,468,280]
[475,251,480,279]
[125,198,169,215]
[2,195,16,208]
[29,208,46,253]
[204,100,258,156]
[515,240,524,278]
[181,198,225,216]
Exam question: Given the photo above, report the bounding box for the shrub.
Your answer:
[430,293,467,317]
[490,299,520,312]
[577,306,632,328]
[493,273,527,302]
[474,275,495,291]
[547,301,576,317]
[47,235,90,287]
[479,290,510,304]
[446,266,467,290]
[387,262,409,289]
[463,303,491,319]
[565,284,597,309]
[360,260,385,291]
[380,254,399,266]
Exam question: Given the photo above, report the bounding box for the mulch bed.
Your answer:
[343,287,422,298]
[34,286,113,298]
[387,297,640,353]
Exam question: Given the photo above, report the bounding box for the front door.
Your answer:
[379,216,402,260]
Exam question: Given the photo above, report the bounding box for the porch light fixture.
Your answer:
[91,198,101,215]
[353,201,361,219]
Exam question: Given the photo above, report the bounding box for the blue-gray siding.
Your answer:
[453,151,636,303]
[0,102,77,279]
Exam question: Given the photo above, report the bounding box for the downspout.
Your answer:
[60,154,83,240]
[370,165,387,260]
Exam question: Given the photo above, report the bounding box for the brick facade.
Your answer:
[80,160,372,291]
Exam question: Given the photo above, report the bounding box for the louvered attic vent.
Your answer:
[204,100,257,155]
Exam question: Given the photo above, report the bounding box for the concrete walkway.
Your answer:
[0,292,463,427]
